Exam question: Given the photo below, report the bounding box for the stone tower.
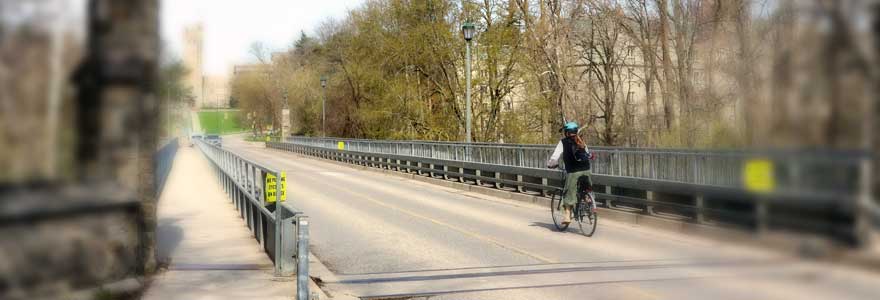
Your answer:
[182,24,204,108]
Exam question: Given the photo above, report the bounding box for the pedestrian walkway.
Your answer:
[142,147,294,300]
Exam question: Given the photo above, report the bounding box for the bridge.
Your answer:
[2,1,879,299]
[144,133,880,300]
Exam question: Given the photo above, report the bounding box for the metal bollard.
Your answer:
[296,215,310,300]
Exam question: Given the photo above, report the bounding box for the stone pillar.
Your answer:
[76,0,160,273]
[869,4,880,246]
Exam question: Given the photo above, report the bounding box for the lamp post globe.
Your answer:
[462,22,476,41]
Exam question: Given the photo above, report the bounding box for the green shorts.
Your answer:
[563,170,591,206]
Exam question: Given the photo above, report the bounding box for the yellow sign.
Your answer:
[279,172,286,201]
[337,141,345,150]
[265,136,271,142]
[265,172,287,203]
[743,159,775,193]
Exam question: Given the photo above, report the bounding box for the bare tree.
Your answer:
[576,1,634,145]
[620,0,662,144]
[657,0,676,131]
[515,0,587,142]
[474,0,524,141]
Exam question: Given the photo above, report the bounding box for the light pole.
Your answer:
[281,87,289,139]
[216,103,221,135]
[462,22,476,143]
[320,76,327,137]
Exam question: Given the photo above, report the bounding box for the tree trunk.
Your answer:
[735,0,757,145]
[658,0,675,132]
[771,0,795,145]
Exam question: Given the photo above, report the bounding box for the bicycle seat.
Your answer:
[577,176,593,192]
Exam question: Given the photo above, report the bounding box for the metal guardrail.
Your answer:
[272,137,870,245]
[196,140,310,300]
[285,137,863,196]
[155,138,178,193]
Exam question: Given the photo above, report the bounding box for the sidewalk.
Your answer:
[142,147,295,300]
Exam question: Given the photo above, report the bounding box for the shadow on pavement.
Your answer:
[529,221,565,233]
[156,218,184,265]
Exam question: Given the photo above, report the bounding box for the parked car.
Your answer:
[205,134,222,147]
[189,134,203,147]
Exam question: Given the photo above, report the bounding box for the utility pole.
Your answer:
[281,88,289,139]
[321,76,327,137]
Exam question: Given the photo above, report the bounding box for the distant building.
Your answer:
[233,64,268,77]
[182,24,204,108]
[182,23,231,108]
[233,51,287,78]
[203,75,230,108]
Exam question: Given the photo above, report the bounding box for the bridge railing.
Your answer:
[196,140,310,299]
[286,136,862,196]
[154,138,178,193]
[275,136,870,246]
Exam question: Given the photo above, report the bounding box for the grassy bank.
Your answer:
[198,110,244,134]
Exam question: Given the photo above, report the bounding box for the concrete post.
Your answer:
[695,195,707,224]
[756,197,769,234]
[646,191,656,216]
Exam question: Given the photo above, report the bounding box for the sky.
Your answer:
[161,0,365,75]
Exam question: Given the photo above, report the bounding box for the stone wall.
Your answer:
[0,0,161,298]
[0,185,143,299]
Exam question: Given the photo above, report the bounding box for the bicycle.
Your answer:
[550,172,598,236]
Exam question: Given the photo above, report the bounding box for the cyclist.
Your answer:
[546,121,592,225]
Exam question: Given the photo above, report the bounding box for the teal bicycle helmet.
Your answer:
[561,121,579,133]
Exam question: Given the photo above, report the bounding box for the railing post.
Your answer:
[518,148,524,168]
[755,196,769,234]
[275,210,296,277]
[295,215,310,300]
[696,195,707,224]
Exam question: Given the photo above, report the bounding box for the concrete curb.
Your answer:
[308,252,359,300]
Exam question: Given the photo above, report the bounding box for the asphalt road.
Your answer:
[223,135,880,300]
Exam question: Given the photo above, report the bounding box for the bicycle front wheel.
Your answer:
[550,192,569,231]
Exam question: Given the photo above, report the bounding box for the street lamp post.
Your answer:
[281,87,289,139]
[320,76,327,137]
[216,104,221,135]
[462,22,476,143]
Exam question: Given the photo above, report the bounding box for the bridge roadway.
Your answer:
[224,135,879,300]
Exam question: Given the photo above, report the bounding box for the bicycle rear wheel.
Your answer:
[550,192,569,231]
[575,194,598,237]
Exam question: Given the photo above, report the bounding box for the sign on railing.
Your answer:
[265,172,287,203]
[743,159,775,193]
